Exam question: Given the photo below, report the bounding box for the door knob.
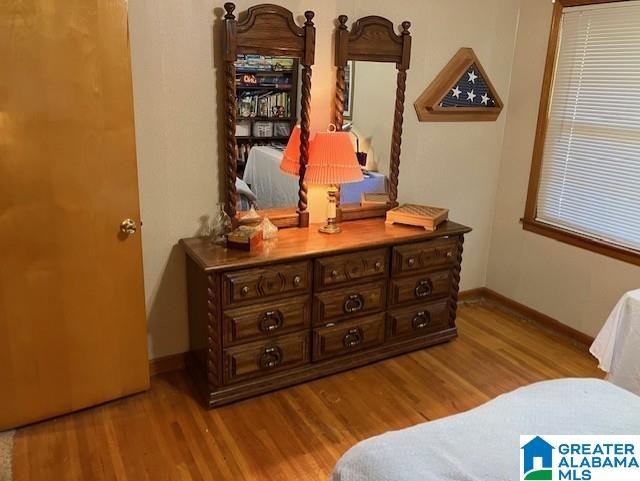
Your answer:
[120,218,137,235]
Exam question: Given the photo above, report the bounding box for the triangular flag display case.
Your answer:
[414,48,503,121]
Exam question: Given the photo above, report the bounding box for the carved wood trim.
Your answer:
[449,235,464,324]
[222,3,315,228]
[206,274,222,389]
[333,15,412,219]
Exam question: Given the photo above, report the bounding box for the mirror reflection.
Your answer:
[340,61,396,203]
[234,54,302,211]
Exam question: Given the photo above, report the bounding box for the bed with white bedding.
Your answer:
[243,146,387,209]
[331,378,640,481]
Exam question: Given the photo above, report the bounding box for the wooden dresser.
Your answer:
[180,218,471,407]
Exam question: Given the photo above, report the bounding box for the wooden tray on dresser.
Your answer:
[180,218,471,408]
[385,204,449,231]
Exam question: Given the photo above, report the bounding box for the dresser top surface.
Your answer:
[180,218,472,272]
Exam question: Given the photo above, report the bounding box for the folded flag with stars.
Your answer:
[440,63,496,108]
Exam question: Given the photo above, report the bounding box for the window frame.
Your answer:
[523,0,640,267]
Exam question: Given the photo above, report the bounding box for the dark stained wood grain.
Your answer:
[180,218,471,273]
[314,247,388,290]
[387,299,451,339]
[333,15,412,219]
[182,218,471,408]
[312,313,387,361]
[222,331,310,384]
[221,260,311,307]
[222,3,315,227]
[312,280,386,324]
[11,302,603,481]
[392,237,458,275]
[222,295,311,346]
[336,16,406,65]
[234,4,305,56]
[388,269,452,306]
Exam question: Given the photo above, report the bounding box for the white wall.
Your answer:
[486,0,640,337]
[350,61,397,174]
[128,0,521,359]
[346,0,520,292]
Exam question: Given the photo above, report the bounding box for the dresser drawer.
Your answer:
[222,331,310,383]
[222,295,311,346]
[222,261,311,307]
[314,248,388,290]
[312,313,386,361]
[392,238,457,275]
[312,280,386,325]
[387,299,450,339]
[389,269,452,306]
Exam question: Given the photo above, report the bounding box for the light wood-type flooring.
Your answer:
[11,302,602,481]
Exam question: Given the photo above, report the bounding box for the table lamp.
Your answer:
[305,127,363,234]
[280,125,302,176]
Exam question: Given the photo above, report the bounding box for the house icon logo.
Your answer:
[521,436,554,480]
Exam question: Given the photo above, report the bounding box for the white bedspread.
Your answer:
[331,379,640,481]
[590,289,640,395]
[244,146,298,209]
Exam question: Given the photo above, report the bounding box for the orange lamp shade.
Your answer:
[305,131,363,185]
[280,125,302,176]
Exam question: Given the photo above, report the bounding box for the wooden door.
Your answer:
[0,0,149,429]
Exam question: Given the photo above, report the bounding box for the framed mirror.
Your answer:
[333,15,411,221]
[223,3,315,227]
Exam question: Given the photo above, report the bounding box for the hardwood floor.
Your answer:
[11,302,602,481]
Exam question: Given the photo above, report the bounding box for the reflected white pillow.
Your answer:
[235,178,257,201]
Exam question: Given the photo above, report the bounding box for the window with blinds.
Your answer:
[536,1,640,252]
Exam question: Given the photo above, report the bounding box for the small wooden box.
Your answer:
[360,192,390,207]
[385,204,449,231]
[226,226,263,251]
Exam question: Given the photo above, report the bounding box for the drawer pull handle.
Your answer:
[293,275,301,287]
[414,279,433,298]
[343,327,363,348]
[259,346,282,370]
[374,261,382,271]
[344,294,364,313]
[408,257,416,267]
[331,270,339,279]
[412,311,431,330]
[259,310,283,332]
[240,286,249,297]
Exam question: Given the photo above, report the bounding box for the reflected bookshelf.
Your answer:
[235,55,299,177]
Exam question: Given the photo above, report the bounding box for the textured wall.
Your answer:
[128,0,521,359]
[486,0,640,337]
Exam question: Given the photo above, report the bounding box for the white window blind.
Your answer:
[537,1,640,251]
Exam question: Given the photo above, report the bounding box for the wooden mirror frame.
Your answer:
[333,15,411,221]
[223,3,316,228]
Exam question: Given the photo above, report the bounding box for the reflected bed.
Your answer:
[242,145,387,210]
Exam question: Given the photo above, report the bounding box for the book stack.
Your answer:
[237,91,291,119]
[237,73,291,88]
[233,54,298,163]
[235,55,294,72]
